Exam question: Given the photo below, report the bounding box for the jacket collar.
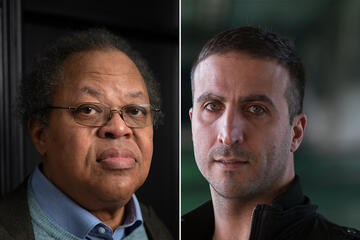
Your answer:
[271,175,310,210]
[182,175,317,240]
[0,179,35,240]
[250,175,317,240]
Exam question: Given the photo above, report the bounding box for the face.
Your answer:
[190,51,305,200]
[31,49,153,210]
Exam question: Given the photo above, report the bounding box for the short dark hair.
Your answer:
[19,28,162,127]
[191,26,305,123]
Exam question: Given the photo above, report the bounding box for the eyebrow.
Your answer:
[196,92,275,108]
[79,86,104,97]
[196,92,225,103]
[239,94,275,108]
[126,91,145,99]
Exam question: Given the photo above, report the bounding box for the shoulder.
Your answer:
[0,225,14,240]
[318,214,360,240]
[0,180,35,240]
[181,200,213,223]
[181,201,214,240]
[0,180,28,222]
[301,213,360,240]
[140,202,174,240]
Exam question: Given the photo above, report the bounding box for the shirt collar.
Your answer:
[30,165,143,238]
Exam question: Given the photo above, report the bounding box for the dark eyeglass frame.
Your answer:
[48,102,160,128]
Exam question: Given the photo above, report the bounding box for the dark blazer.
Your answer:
[0,181,174,240]
[182,176,360,240]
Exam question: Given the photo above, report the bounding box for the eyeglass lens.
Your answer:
[73,103,152,128]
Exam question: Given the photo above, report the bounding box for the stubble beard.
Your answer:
[195,131,292,202]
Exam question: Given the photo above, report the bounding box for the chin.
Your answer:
[92,176,137,197]
[96,185,135,204]
[210,179,253,198]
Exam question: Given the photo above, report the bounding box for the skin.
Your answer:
[190,51,306,240]
[28,49,153,230]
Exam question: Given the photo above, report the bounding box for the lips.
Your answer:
[97,148,136,170]
[214,157,248,169]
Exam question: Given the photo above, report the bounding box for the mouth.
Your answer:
[213,157,249,168]
[97,148,136,170]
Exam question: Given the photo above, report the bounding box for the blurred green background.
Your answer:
[181,0,360,229]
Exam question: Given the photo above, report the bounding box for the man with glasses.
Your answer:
[182,26,360,240]
[0,29,173,240]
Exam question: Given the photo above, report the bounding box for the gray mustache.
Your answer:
[209,144,257,161]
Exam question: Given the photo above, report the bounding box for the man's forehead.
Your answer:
[63,49,140,75]
[58,49,152,105]
[61,49,147,89]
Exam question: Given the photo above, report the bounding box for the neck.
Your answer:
[211,192,262,240]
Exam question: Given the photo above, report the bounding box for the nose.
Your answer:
[98,111,132,139]
[217,108,245,145]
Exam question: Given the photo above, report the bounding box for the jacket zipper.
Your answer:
[249,205,264,240]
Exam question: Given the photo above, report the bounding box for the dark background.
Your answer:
[0,0,179,238]
[182,0,360,229]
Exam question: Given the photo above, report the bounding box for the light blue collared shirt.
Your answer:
[30,166,144,240]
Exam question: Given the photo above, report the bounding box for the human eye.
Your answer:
[204,101,223,112]
[247,104,266,114]
[77,103,102,116]
[124,105,147,117]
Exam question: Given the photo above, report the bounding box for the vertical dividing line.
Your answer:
[8,0,23,190]
[2,0,10,195]
[0,0,23,196]
[0,0,4,196]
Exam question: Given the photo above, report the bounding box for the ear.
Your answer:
[189,108,193,120]
[290,113,307,152]
[28,118,48,156]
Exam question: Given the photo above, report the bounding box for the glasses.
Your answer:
[48,102,159,128]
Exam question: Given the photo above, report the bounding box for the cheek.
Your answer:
[47,126,95,168]
[135,128,153,166]
[251,123,291,157]
[192,120,215,159]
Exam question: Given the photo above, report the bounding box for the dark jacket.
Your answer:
[0,181,174,240]
[182,176,360,240]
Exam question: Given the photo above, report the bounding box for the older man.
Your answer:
[0,29,172,240]
[182,26,360,240]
